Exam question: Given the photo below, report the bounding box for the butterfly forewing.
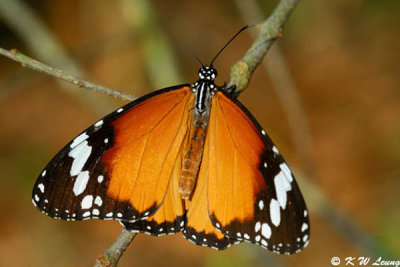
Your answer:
[32,85,193,224]
[206,91,310,254]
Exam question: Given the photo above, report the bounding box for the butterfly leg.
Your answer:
[223,84,236,96]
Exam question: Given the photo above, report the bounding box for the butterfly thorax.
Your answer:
[179,66,217,199]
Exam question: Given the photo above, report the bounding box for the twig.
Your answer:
[0,0,134,113]
[227,0,298,96]
[0,48,136,101]
[94,229,137,267]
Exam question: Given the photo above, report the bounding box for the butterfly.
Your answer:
[32,29,310,255]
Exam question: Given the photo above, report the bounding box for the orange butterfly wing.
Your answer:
[182,134,236,249]
[33,85,193,231]
[122,135,188,235]
[206,91,310,254]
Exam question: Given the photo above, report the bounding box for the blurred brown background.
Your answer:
[0,0,399,266]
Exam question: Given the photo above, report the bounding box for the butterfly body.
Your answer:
[33,64,310,254]
[180,66,217,199]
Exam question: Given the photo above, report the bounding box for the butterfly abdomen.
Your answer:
[179,81,213,199]
[179,114,209,199]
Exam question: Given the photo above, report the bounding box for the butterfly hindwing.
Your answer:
[207,91,310,254]
[182,135,239,250]
[122,137,187,236]
[32,85,194,225]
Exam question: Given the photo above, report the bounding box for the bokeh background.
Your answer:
[0,0,399,266]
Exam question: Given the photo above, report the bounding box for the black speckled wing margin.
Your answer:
[32,84,192,225]
[207,91,310,254]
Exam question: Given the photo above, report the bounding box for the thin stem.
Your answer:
[0,48,136,101]
[94,229,137,267]
[227,0,298,96]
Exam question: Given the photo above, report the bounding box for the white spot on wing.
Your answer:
[73,171,90,196]
[258,200,264,210]
[304,210,308,217]
[301,223,308,232]
[41,170,46,177]
[97,175,104,183]
[255,221,261,232]
[92,209,100,216]
[255,235,261,242]
[94,120,103,127]
[34,194,39,202]
[38,183,45,193]
[106,212,113,217]
[70,132,89,148]
[272,146,279,154]
[68,141,92,176]
[261,130,266,135]
[81,195,93,209]
[82,211,90,217]
[261,240,268,246]
[117,108,123,113]
[117,213,122,218]
[261,223,272,239]
[303,234,309,242]
[274,171,292,209]
[94,196,103,206]
[280,163,293,182]
[270,199,281,227]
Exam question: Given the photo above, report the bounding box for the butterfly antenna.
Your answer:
[184,43,205,67]
[210,24,253,66]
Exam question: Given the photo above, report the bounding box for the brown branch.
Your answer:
[94,229,137,267]
[227,0,298,95]
[0,47,136,101]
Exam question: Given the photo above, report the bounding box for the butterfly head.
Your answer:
[198,66,217,81]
